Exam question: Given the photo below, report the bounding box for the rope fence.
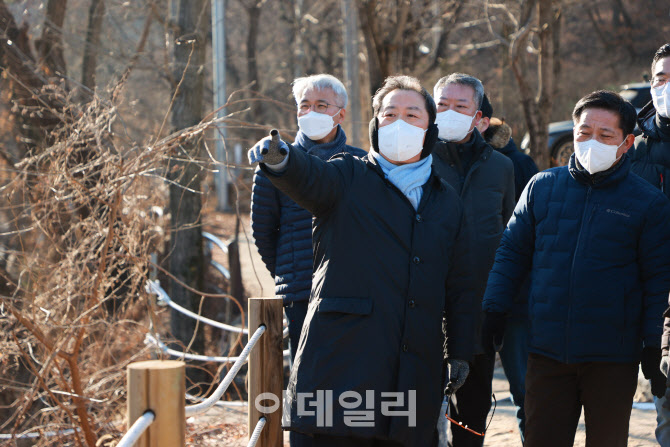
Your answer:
[116,411,155,447]
[118,296,283,446]
[247,417,267,447]
[185,325,266,416]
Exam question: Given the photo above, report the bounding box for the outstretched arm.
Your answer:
[248,131,353,217]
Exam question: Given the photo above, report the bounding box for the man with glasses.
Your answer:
[250,74,365,447]
[629,42,670,446]
[482,89,670,446]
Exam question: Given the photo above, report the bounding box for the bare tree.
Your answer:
[166,0,208,388]
[486,0,562,170]
[81,0,106,94]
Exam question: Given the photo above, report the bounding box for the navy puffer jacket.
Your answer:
[483,154,670,363]
[251,126,366,303]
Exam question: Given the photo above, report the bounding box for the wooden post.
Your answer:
[248,297,284,446]
[127,360,185,447]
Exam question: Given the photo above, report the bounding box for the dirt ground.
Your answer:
[199,367,658,446]
[198,216,659,446]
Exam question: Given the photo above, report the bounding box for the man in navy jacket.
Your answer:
[482,90,670,446]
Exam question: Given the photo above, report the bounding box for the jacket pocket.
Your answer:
[316,297,373,315]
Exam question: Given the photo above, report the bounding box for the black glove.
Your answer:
[641,346,666,398]
[444,359,470,395]
[481,311,506,356]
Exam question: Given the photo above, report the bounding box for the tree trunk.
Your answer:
[245,1,263,136]
[37,0,68,76]
[167,0,207,388]
[81,0,106,94]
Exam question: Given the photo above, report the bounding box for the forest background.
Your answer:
[0,1,668,445]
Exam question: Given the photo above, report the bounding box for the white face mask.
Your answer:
[377,119,427,162]
[435,109,476,141]
[574,138,625,174]
[298,110,338,141]
[652,83,670,118]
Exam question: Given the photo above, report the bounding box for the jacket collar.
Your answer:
[637,101,670,142]
[568,152,631,188]
[433,128,493,165]
[294,125,348,160]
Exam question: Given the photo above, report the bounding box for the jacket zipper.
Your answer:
[661,173,665,193]
[566,186,592,363]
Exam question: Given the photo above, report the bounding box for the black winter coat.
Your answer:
[630,102,670,196]
[261,147,477,445]
[250,127,366,303]
[431,130,515,350]
[629,102,670,354]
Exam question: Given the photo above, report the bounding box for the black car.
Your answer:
[520,82,652,166]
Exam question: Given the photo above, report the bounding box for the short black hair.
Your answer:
[372,75,436,124]
[572,90,636,137]
[652,43,670,74]
[480,94,493,119]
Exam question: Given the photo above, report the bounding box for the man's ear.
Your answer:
[477,116,490,134]
[473,110,483,127]
[621,133,636,153]
[336,107,346,124]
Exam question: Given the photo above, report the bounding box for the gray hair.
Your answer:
[292,74,348,108]
[433,73,485,109]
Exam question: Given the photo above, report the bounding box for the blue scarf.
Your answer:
[370,150,433,210]
[294,125,347,161]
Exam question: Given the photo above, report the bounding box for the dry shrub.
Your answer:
[0,81,231,446]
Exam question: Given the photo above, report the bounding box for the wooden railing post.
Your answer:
[248,297,284,446]
[127,360,185,447]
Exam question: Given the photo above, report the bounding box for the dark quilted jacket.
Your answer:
[630,101,670,195]
[483,154,670,363]
[432,129,515,353]
[251,126,366,303]
[261,147,476,446]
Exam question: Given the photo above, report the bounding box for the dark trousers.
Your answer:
[284,300,312,447]
[524,353,638,447]
[311,434,404,446]
[447,352,495,447]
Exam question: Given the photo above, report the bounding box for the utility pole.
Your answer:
[342,0,361,148]
[212,0,230,211]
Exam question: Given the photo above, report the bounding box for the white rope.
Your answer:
[185,325,266,416]
[203,231,229,254]
[146,280,249,334]
[247,417,266,447]
[116,411,155,447]
[0,428,76,440]
[145,334,242,363]
[186,393,247,407]
[211,259,231,280]
[283,326,289,338]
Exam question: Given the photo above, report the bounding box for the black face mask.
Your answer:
[368,117,439,159]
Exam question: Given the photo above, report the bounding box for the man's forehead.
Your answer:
[439,83,475,101]
[576,108,622,132]
[382,89,425,108]
[300,87,335,102]
[654,56,670,75]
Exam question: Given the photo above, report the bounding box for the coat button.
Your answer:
[408,299,416,308]
[415,214,422,222]
[402,344,408,352]
[413,256,420,264]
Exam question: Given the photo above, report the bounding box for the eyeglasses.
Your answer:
[298,101,342,114]
[445,393,497,437]
[651,76,669,89]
